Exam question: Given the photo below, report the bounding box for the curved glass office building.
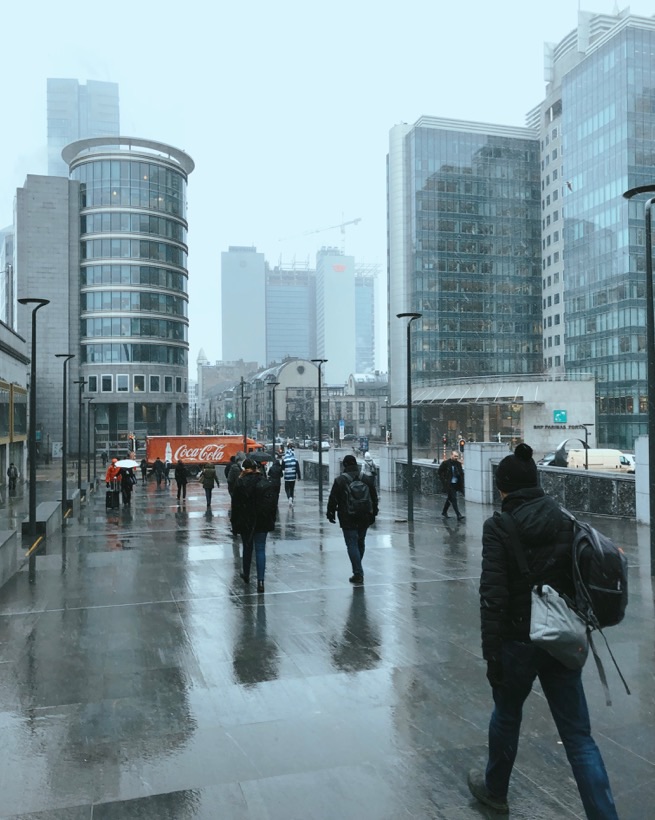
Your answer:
[63,137,194,446]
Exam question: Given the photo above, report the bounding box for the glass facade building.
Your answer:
[561,22,655,448]
[64,137,194,444]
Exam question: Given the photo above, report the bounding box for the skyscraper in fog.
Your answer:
[47,79,120,176]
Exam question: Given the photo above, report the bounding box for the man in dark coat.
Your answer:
[231,459,277,592]
[174,460,188,502]
[468,443,618,818]
[326,453,378,584]
[437,450,465,520]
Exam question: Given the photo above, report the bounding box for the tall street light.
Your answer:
[311,359,328,507]
[74,378,86,492]
[243,396,250,453]
[55,354,74,515]
[268,379,280,455]
[396,312,422,523]
[18,297,50,538]
[624,185,655,576]
[86,397,95,485]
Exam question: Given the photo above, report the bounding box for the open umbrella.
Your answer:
[249,452,273,464]
[115,458,139,469]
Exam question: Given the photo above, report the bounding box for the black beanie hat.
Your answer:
[496,443,538,493]
[343,454,358,468]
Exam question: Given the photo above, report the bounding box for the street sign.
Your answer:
[553,410,567,423]
[339,419,345,440]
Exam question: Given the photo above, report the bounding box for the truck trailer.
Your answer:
[145,435,263,475]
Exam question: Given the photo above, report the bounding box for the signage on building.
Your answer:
[553,410,567,423]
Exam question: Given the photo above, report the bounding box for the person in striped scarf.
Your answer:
[282,446,301,506]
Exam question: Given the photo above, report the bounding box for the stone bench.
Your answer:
[0,530,18,590]
[21,501,62,538]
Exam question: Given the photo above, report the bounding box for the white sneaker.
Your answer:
[289,497,293,506]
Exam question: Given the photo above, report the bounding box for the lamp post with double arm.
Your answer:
[396,312,422,524]
[18,297,50,539]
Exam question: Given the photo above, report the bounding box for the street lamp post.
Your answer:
[268,380,280,454]
[311,359,328,507]
[396,312,422,523]
[624,185,655,576]
[243,397,250,453]
[73,378,86,492]
[18,298,50,539]
[581,423,594,471]
[55,354,74,514]
[86,398,95,485]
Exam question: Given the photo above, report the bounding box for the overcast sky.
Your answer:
[2,1,652,373]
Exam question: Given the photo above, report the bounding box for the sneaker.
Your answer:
[457,515,465,521]
[257,580,265,593]
[441,512,449,518]
[349,574,364,585]
[467,770,508,814]
[289,498,294,506]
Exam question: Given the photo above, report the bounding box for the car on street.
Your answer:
[312,439,330,451]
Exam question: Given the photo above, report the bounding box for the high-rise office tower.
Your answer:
[265,258,316,363]
[387,117,541,441]
[47,79,120,176]
[221,246,267,367]
[535,10,655,447]
[355,265,377,373]
[15,137,194,456]
[316,247,357,384]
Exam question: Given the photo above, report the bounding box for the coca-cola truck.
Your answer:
[145,435,263,475]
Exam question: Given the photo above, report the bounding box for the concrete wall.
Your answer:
[635,435,649,524]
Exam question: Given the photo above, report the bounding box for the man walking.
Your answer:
[437,450,465,520]
[174,459,188,503]
[282,446,301,506]
[468,443,618,818]
[326,454,378,585]
[6,463,18,491]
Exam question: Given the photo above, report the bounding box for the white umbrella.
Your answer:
[115,459,139,469]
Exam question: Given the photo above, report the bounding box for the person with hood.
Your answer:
[437,450,465,520]
[105,457,122,486]
[199,462,220,507]
[326,453,379,584]
[468,443,618,818]
[231,458,277,592]
[119,467,135,505]
[174,459,188,502]
[361,451,378,484]
[282,446,301,506]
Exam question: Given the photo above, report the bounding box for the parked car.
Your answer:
[300,438,313,449]
[312,439,330,451]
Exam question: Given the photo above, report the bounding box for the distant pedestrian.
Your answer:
[282,446,301,506]
[362,451,378,487]
[227,454,243,497]
[174,459,188,502]
[153,457,165,487]
[101,451,108,468]
[119,467,135,505]
[224,455,236,482]
[438,451,465,521]
[140,458,148,484]
[326,453,378,585]
[200,462,220,507]
[164,460,171,485]
[232,458,277,592]
[6,463,18,491]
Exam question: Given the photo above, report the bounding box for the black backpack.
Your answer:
[343,472,373,517]
[256,476,279,522]
[560,509,628,629]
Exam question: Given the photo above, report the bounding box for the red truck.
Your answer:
[145,435,263,475]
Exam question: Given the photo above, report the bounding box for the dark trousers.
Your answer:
[176,480,186,500]
[442,485,462,517]
[342,526,367,577]
[486,641,618,818]
[284,480,296,500]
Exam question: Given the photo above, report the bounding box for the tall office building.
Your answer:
[47,79,120,176]
[266,258,316,363]
[388,117,541,440]
[355,264,377,373]
[221,246,266,366]
[535,10,655,447]
[15,137,194,457]
[316,247,357,384]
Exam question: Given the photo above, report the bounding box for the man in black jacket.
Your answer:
[326,454,378,584]
[469,443,618,818]
[437,451,465,520]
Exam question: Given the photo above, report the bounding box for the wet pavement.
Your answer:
[0,473,653,818]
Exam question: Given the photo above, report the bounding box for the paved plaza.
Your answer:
[0,469,653,818]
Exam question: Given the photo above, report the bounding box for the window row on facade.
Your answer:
[82,317,187,341]
[82,343,187,365]
[79,184,184,216]
[81,238,187,267]
[81,290,187,316]
[81,212,187,243]
[81,264,186,292]
[87,374,187,395]
[0,382,27,439]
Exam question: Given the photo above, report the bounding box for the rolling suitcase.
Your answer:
[105,480,120,510]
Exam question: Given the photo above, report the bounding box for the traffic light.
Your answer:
[226,412,234,420]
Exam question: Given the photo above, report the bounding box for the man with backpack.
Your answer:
[231,458,277,593]
[469,443,618,818]
[326,453,379,585]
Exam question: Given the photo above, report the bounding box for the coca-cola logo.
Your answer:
[174,444,226,462]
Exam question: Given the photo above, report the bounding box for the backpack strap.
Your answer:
[499,512,531,578]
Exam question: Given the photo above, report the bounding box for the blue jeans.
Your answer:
[486,640,618,819]
[342,527,367,577]
[242,531,267,582]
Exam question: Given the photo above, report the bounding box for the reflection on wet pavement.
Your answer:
[0,478,652,818]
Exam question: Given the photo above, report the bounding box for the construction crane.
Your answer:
[279,216,362,254]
